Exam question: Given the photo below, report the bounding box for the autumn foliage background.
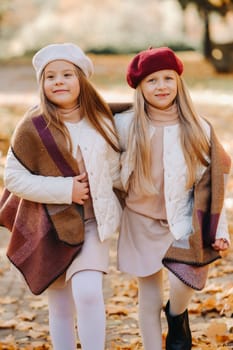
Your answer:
[0,0,232,348]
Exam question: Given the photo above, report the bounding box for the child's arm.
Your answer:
[4,148,73,204]
[108,147,122,190]
[212,205,230,251]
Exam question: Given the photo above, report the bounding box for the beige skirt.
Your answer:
[50,218,110,289]
[118,207,174,277]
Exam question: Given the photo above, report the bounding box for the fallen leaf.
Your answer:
[206,321,227,344]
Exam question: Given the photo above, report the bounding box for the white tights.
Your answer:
[47,270,105,350]
[138,270,194,350]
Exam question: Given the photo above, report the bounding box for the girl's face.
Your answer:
[43,60,80,109]
[140,69,178,110]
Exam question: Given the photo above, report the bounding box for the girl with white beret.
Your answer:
[3,43,122,350]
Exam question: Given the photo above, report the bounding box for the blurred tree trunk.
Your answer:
[202,8,211,58]
[177,0,233,58]
[0,1,11,37]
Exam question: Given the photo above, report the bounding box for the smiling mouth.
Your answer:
[53,90,68,93]
[156,94,169,97]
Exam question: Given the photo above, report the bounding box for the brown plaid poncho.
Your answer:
[162,123,231,290]
[0,114,84,295]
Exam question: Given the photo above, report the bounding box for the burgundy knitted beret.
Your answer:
[126,47,184,89]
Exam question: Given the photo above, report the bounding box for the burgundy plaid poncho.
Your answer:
[0,114,84,295]
[163,123,231,290]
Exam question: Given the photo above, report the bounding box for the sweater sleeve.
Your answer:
[107,144,123,190]
[100,117,123,191]
[215,205,230,241]
[114,110,134,151]
[215,173,230,242]
[4,148,73,204]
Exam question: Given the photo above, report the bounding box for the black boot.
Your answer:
[165,301,192,350]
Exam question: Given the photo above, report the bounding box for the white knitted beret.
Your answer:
[32,43,94,81]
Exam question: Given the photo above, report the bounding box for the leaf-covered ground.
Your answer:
[0,53,232,349]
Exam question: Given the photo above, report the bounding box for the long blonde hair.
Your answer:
[128,72,210,195]
[28,65,119,153]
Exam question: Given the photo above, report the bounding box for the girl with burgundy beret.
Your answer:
[115,47,231,350]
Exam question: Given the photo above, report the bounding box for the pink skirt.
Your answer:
[50,218,110,289]
[118,207,174,277]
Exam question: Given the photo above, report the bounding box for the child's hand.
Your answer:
[211,238,229,251]
[72,173,89,205]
